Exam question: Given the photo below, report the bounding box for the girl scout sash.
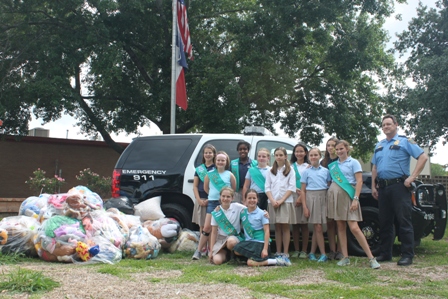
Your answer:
[240,209,265,241]
[328,161,355,199]
[195,164,208,182]
[231,159,258,191]
[207,169,227,192]
[211,208,243,240]
[292,163,302,189]
[248,167,265,191]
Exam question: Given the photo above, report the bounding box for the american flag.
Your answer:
[177,0,193,61]
[175,28,188,110]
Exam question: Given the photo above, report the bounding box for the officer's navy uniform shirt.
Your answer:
[371,134,424,180]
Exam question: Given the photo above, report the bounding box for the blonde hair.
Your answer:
[335,140,351,154]
[220,186,235,197]
[257,148,271,165]
[308,147,322,158]
[216,151,231,170]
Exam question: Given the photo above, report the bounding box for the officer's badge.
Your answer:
[394,140,400,145]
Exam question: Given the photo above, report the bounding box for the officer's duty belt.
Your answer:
[377,177,404,188]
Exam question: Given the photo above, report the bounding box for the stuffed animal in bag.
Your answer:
[143,218,181,249]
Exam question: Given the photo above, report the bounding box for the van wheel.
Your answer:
[161,203,193,230]
[347,206,381,256]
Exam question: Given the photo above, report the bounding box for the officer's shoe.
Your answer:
[397,257,413,266]
[375,255,392,262]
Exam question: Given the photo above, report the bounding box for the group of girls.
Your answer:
[191,139,380,269]
[192,143,290,266]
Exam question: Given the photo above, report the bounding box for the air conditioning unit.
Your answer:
[28,128,49,137]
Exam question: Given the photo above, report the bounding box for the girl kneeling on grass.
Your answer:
[233,189,291,266]
[327,140,380,269]
[209,187,246,265]
[192,151,236,260]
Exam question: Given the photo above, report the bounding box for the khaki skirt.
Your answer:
[292,193,308,224]
[268,201,298,224]
[212,235,240,256]
[306,190,328,225]
[192,198,207,227]
[327,183,362,222]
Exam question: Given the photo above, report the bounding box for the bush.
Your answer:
[25,169,66,195]
[76,168,112,199]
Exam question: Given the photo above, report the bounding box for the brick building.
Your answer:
[0,135,128,212]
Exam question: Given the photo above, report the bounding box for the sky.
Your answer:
[27,0,446,165]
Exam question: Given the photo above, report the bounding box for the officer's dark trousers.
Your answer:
[378,183,414,258]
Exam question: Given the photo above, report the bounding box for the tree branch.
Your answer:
[123,45,154,86]
[74,65,124,154]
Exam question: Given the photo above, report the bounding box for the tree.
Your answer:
[392,1,448,149]
[1,0,401,156]
[431,163,448,177]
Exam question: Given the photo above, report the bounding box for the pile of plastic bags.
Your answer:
[0,186,199,264]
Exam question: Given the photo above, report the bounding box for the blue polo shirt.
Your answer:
[300,166,331,190]
[334,157,362,185]
[371,134,424,179]
[243,207,269,243]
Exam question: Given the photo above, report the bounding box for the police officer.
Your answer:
[371,115,428,266]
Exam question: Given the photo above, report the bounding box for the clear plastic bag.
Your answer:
[0,216,41,257]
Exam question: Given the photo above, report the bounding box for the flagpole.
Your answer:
[170,0,177,134]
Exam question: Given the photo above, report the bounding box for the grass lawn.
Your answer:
[1,231,448,298]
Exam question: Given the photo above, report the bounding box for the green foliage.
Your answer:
[431,163,448,177]
[76,168,112,199]
[1,0,399,154]
[392,1,448,149]
[2,228,448,299]
[0,252,26,265]
[25,169,66,195]
[0,267,59,294]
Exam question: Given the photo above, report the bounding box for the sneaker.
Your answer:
[274,252,282,257]
[283,253,290,258]
[337,257,350,266]
[200,247,208,256]
[309,253,318,261]
[290,250,300,258]
[370,257,381,269]
[192,250,201,260]
[317,254,328,263]
[327,251,336,260]
[276,256,292,266]
[335,252,344,260]
[283,256,292,266]
[298,251,308,259]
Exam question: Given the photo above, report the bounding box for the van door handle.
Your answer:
[188,179,194,183]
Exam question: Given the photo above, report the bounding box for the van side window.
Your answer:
[194,140,243,167]
[255,141,294,165]
[124,138,194,169]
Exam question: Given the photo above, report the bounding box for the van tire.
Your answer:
[161,203,193,230]
[347,206,382,256]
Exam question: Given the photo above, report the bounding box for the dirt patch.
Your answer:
[1,260,447,299]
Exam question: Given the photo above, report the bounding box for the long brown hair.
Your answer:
[270,147,291,176]
[321,136,339,168]
[202,144,217,164]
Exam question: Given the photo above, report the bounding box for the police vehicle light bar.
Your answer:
[244,126,273,136]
